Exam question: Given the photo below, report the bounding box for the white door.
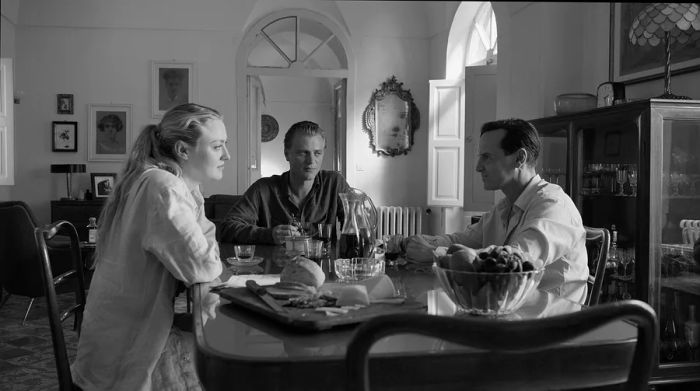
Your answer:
[243,75,264,188]
[333,79,347,177]
[427,79,465,207]
[0,58,14,186]
[464,65,497,212]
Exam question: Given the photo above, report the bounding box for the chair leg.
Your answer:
[22,298,36,325]
[186,287,192,314]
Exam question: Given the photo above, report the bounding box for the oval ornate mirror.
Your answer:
[362,76,420,157]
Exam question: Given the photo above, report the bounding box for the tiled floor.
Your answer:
[0,293,79,391]
[0,291,188,391]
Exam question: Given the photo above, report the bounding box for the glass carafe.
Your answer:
[338,188,377,259]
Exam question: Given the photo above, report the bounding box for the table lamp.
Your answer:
[51,164,86,200]
[628,3,700,100]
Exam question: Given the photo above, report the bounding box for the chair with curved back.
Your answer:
[584,226,610,306]
[35,220,87,391]
[346,300,658,391]
[0,201,74,324]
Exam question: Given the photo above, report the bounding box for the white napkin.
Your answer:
[224,274,280,288]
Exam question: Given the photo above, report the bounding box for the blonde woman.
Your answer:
[72,103,229,390]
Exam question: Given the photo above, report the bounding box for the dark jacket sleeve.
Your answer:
[217,183,275,244]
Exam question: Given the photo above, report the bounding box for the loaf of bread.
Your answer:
[280,257,325,289]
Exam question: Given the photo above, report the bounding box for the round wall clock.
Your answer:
[261,114,279,142]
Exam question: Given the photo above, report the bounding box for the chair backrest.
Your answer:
[584,226,610,306]
[35,220,87,391]
[0,201,43,296]
[346,300,658,391]
[1,201,76,300]
[205,194,243,220]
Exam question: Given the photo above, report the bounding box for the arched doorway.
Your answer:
[427,1,503,233]
[235,9,353,192]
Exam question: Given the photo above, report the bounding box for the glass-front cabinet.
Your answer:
[531,99,700,384]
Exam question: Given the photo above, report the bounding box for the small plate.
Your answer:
[226,256,264,267]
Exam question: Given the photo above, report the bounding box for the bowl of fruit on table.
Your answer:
[433,245,544,316]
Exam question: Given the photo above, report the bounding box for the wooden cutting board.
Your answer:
[216,286,427,331]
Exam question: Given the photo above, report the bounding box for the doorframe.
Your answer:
[235,9,354,193]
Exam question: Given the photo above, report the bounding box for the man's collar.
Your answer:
[497,174,542,214]
[278,171,321,195]
[512,174,542,211]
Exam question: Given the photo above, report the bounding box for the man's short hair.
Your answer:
[480,118,541,164]
[283,121,326,151]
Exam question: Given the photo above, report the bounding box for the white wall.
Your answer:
[497,2,700,120]
[2,0,699,225]
[338,1,437,210]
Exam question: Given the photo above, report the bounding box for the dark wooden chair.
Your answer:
[35,220,87,391]
[0,201,74,324]
[346,300,658,391]
[584,226,610,306]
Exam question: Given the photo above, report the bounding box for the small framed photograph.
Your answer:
[57,94,74,115]
[88,103,132,161]
[151,61,196,118]
[91,173,117,198]
[52,121,78,152]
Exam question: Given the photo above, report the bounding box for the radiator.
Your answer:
[376,206,422,238]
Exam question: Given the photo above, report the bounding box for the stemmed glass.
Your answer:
[316,223,333,255]
[627,168,638,197]
[619,248,631,279]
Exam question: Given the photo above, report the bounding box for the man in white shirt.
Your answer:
[405,118,589,303]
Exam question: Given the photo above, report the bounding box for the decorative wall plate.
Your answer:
[261,114,279,142]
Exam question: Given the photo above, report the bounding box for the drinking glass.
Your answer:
[304,239,324,264]
[316,223,333,255]
[619,248,631,278]
[234,244,255,260]
[382,234,404,269]
[628,169,638,197]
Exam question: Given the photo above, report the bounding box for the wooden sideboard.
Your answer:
[50,194,241,241]
[51,199,106,242]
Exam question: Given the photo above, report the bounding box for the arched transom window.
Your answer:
[248,14,348,71]
[465,2,498,66]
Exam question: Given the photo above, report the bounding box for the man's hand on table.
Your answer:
[404,235,442,263]
[272,224,301,245]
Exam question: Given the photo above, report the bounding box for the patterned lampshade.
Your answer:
[629,3,700,47]
[628,3,700,99]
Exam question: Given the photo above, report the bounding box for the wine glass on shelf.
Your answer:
[627,168,638,197]
[619,248,631,280]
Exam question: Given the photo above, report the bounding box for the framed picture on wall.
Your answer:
[52,121,78,152]
[57,94,74,114]
[612,3,700,83]
[151,61,196,118]
[90,173,117,198]
[88,103,132,161]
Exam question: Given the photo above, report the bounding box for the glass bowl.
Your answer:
[554,93,596,115]
[433,263,544,316]
[334,257,385,282]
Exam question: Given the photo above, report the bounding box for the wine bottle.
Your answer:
[602,225,619,303]
[685,304,700,360]
[87,217,98,244]
[661,291,685,362]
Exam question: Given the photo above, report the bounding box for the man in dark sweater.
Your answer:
[219,121,350,244]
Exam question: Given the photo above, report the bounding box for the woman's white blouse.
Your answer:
[72,168,222,390]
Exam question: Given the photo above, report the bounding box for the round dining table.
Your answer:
[193,243,639,391]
